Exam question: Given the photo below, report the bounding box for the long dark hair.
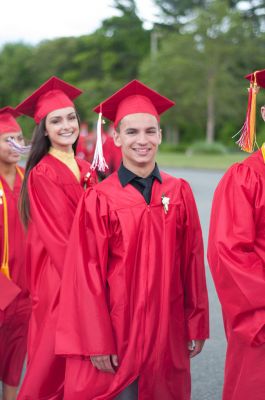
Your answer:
[19,113,80,228]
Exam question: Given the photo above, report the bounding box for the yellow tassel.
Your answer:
[235,72,259,153]
[247,78,258,152]
[0,167,24,280]
[1,263,10,279]
[261,143,265,163]
[0,178,9,279]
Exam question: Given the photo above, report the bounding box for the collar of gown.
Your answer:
[49,146,80,182]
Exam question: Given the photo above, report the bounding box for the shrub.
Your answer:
[159,143,188,153]
[186,141,228,155]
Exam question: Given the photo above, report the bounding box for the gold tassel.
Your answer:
[1,264,10,279]
[235,72,259,153]
[0,167,24,279]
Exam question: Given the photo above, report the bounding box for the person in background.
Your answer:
[15,76,96,400]
[0,107,31,400]
[76,122,95,162]
[208,68,265,400]
[76,121,122,179]
[57,79,209,400]
[100,123,122,178]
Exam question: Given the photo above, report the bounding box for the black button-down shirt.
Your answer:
[118,163,162,204]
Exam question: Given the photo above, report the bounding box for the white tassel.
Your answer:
[91,112,108,172]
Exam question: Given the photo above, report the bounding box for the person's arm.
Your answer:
[56,188,116,361]
[180,180,209,355]
[28,163,75,277]
[208,163,265,345]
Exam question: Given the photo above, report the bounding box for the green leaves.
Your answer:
[0,0,264,146]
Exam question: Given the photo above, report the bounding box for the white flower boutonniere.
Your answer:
[161,193,170,214]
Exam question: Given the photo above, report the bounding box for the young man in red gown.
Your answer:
[57,80,209,400]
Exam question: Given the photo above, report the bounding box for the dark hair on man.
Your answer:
[19,113,80,227]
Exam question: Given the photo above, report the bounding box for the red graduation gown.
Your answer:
[57,171,209,400]
[17,154,94,400]
[0,169,31,387]
[208,150,265,400]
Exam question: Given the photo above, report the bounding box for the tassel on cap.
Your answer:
[91,108,108,172]
[235,71,259,153]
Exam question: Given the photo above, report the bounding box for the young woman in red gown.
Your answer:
[16,76,96,400]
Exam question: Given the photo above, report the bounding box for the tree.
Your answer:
[0,43,33,106]
[140,0,265,144]
[97,0,150,80]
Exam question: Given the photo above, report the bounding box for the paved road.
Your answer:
[165,168,227,400]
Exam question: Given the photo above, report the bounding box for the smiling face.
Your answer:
[0,131,24,165]
[113,113,161,176]
[45,106,79,152]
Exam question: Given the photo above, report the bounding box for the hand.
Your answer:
[187,340,205,358]
[90,354,119,373]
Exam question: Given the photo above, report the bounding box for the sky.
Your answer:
[1,0,158,47]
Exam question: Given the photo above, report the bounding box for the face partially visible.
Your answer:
[0,131,24,164]
[113,113,161,172]
[45,106,79,152]
[261,106,265,122]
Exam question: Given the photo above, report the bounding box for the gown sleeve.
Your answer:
[180,180,209,340]
[28,163,76,277]
[208,163,265,345]
[56,187,116,357]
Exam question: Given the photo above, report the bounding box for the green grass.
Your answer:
[156,151,249,170]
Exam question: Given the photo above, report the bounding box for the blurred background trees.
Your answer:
[1,0,265,150]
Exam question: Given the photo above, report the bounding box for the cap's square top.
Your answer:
[0,106,21,134]
[93,79,175,128]
[16,76,83,123]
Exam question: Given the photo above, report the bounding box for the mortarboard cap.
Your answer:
[16,76,83,124]
[246,69,265,88]
[93,79,175,128]
[0,106,21,134]
[91,80,175,171]
[236,69,265,153]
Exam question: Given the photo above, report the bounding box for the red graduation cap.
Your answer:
[0,106,21,134]
[236,69,265,153]
[16,76,83,124]
[94,79,175,128]
[245,69,265,88]
[91,79,175,171]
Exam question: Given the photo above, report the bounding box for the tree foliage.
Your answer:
[0,0,264,145]
[143,0,265,144]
